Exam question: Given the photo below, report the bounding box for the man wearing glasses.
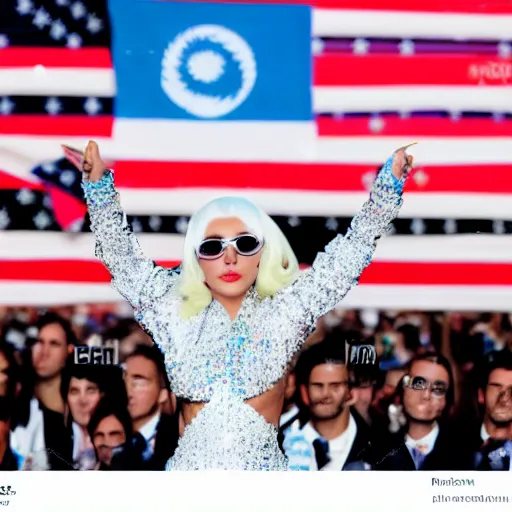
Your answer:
[365,353,467,470]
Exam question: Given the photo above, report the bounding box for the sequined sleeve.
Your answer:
[82,171,176,309]
[278,153,405,338]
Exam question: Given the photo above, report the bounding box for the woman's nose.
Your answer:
[223,245,237,263]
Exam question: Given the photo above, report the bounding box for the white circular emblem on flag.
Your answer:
[161,24,257,118]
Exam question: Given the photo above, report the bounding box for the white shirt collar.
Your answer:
[303,414,358,470]
[280,405,299,427]
[405,423,439,455]
[481,423,490,443]
[138,412,161,442]
[72,421,84,460]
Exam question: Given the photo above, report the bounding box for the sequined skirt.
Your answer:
[166,393,289,471]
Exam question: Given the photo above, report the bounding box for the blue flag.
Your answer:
[108,0,312,121]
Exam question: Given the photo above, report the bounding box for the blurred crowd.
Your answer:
[0,304,511,471]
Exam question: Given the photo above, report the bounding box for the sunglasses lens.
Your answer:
[235,235,260,255]
[432,387,447,397]
[198,240,223,257]
[411,377,427,390]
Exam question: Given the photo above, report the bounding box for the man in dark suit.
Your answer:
[471,351,512,470]
[280,337,373,471]
[362,352,470,471]
[123,344,179,470]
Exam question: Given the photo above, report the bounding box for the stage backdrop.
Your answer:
[0,0,511,309]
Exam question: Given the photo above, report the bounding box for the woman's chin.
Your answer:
[213,281,249,299]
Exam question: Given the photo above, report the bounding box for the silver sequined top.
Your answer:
[83,155,404,470]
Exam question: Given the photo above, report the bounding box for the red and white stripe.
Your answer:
[1,48,510,112]
[312,0,512,39]
[2,136,512,219]
[0,232,510,309]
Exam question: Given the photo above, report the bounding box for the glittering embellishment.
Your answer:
[82,171,177,309]
[84,153,405,471]
[167,393,288,471]
[81,170,118,208]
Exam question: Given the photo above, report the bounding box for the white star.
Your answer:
[0,97,15,115]
[33,211,52,230]
[352,38,370,55]
[493,220,506,234]
[444,219,457,234]
[42,195,53,209]
[412,169,429,187]
[287,216,301,227]
[0,208,10,230]
[32,7,51,29]
[311,38,325,56]
[398,39,415,56]
[131,218,143,233]
[0,34,9,48]
[70,1,87,19]
[175,217,189,233]
[45,97,62,115]
[50,19,67,40]
[17,0,34,16]
[41,162,57,174]
[493,112,505,122]
[66,33,82,48]
[450,111,462,122]
[83,97,102,115]
[55,0,70,5]
[325,217,338,231]
[497,42,511,58]
[410,219,426,235]
[369,116,385,133]
[399,110,411,119]
[69,219,84,232]
[149,216,162,231]
[86,13,104,34]
[16,188,36,205]
[59,170,76,187]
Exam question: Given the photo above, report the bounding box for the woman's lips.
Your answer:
[221,272,242,282]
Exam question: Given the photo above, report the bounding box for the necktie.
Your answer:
[313,438,330,470]
[411,446,427,470]
[133,432,153,461]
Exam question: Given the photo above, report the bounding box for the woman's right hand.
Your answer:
[82,140,107,182]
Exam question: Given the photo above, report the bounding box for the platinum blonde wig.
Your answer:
[177,196,300,319]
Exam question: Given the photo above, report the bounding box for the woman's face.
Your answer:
[198,217,262,301]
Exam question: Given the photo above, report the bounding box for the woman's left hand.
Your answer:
[391,143,416,180]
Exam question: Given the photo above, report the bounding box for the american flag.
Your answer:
[0,0,511,310]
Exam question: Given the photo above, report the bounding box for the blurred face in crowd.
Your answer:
[383,369,406,396]
[403,360,450,423]
[352,380,374,416]
[92,415,126,467]
[301,363,351,421]
[198,218,262,302]
[124,355,166,424]
[31,323,72,379]
[67,378,103,428]
[483,368,512,427]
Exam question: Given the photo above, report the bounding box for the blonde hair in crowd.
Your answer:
[177,196,300,319]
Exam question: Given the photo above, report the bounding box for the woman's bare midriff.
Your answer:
[181,377,287,430]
